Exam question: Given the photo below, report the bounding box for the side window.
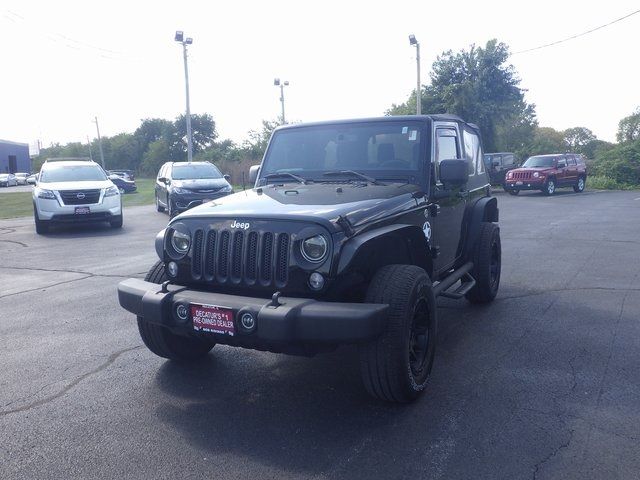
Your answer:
[436,129,459,163]
[568,157,577,166]
[557,157,567,168]
[157,164,165,179]
[504,155,514,166]
[462,128,482,175]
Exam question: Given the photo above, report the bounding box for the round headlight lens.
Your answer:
[301,235,328,263]
[170,230,191,254]
[533,171,540,178]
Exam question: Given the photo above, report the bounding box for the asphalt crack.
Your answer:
[0,345,143,416]
[532,429,575,480]
[0,265,146,278]
[0,239,28,247]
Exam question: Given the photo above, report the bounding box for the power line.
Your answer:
[513,8,640,55]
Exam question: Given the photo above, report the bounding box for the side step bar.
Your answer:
[432,262,476,299]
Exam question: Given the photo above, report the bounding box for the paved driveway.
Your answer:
[1,190,639,479]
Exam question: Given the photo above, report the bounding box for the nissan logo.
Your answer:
[76,193,85,200]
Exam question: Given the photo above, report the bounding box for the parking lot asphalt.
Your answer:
[1,189,639,480]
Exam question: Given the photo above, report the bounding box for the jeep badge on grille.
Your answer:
[230,220,250,230]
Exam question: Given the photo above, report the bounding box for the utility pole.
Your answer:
[94,116,105,169]
[409,35,421,115]
[273,78,289,124]
[175,31,194,162]
[87,135,93,161]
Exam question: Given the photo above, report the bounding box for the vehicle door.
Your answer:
[156,163,168,204]
[565,155,578,184]
[430,124,468,274]
[555,156,568,185]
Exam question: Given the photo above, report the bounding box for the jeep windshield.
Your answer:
[40,164,107,183]
[172,163,222,180]
[523,156,556,168]
[259,121,425,184]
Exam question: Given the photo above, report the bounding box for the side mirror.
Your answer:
[158,177,170,185]
[223,174,231,181]
[249,165,260,185]
[439,159,468,186]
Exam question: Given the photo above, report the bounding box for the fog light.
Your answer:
[167,261,178,277]
[309,272,325,290]
[240,312,256,332]
[176,304,189,321]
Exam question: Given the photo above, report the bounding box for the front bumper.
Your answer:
[505,179,544,190]
[170,191,232,212]
[118,278,388,346]
[35,195,122,221]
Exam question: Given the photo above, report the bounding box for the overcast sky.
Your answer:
[1,0,638,150]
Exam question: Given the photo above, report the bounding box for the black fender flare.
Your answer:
[463,196,498,259]
[155,228,166,260]
[336,224,433,277]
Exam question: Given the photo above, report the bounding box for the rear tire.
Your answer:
[466,222,501,304]
[137,261,214,361]
[573,176,585,193]
[359,265,437,403]
[34,207,49,234]
[507,189,520,196]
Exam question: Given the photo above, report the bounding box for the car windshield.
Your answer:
[523,156,556,168]
[172,163,222,180]
[259,121,425,183]
[40,164,107,183]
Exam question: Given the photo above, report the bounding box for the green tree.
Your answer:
[582,139,614,160]
[170,113,218,160]
[525,127,566,157]
[388,39,536,152]
[140,138,170,176]
[616,108,640,143]
[563,127,596,153]
[241,119,280,159]
[593,139,640,185]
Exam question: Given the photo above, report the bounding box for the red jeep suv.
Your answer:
[504,154,587,196]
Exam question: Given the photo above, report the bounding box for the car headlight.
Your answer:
[36,188,56,199]
[104,186,120,197]
[169,229,191,256]
[301,235,328,263]
[506,172,513,179]
[172,187,189,194]
[221,185,233,193]
[533,172,540,178]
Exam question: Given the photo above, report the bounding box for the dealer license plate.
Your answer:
[75,206,91,214]
[191,303,235,336]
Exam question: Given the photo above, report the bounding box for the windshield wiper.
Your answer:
[322,170,381,185]
[262,172,307,184]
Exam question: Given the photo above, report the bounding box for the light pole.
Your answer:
[175,31,194,162]
[273,78,289,124]
[409,34,421,115]
[93,116,105,168]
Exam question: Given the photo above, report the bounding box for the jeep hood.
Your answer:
[176,182,420,233]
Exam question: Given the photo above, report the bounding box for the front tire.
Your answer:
[34,207,49,234]
[110,213,123,229]
[507,189,520,196]
[155,193,165,212]
[359,265,437,403]
[466,222,501,304]
[543,178,556,196]
[137,261,214,361]
[573,176,585,193]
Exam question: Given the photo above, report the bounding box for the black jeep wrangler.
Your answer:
[117,115,501,403]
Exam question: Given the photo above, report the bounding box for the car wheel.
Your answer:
[137,261,215,361]
[118,187,125,194]
[167,197,177,218]
[359,264,437,403]
[544,179,556,196]
[573,176,585,193]
[155,194,165,212]
[33,207,49,234]
[466,222,501,304]
[110,213,123,229]
[507,189,520,196]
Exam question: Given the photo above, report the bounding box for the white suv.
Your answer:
[33,160,123,234]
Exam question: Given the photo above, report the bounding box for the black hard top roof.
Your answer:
[273,114,471,131]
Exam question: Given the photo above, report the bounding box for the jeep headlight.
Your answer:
[533,172,540,178]
[301,235,328,263]
[168,226,191,258]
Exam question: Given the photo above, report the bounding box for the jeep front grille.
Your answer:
[191,228,290,288]
[512,171,532,180]
[59,189,101,205]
